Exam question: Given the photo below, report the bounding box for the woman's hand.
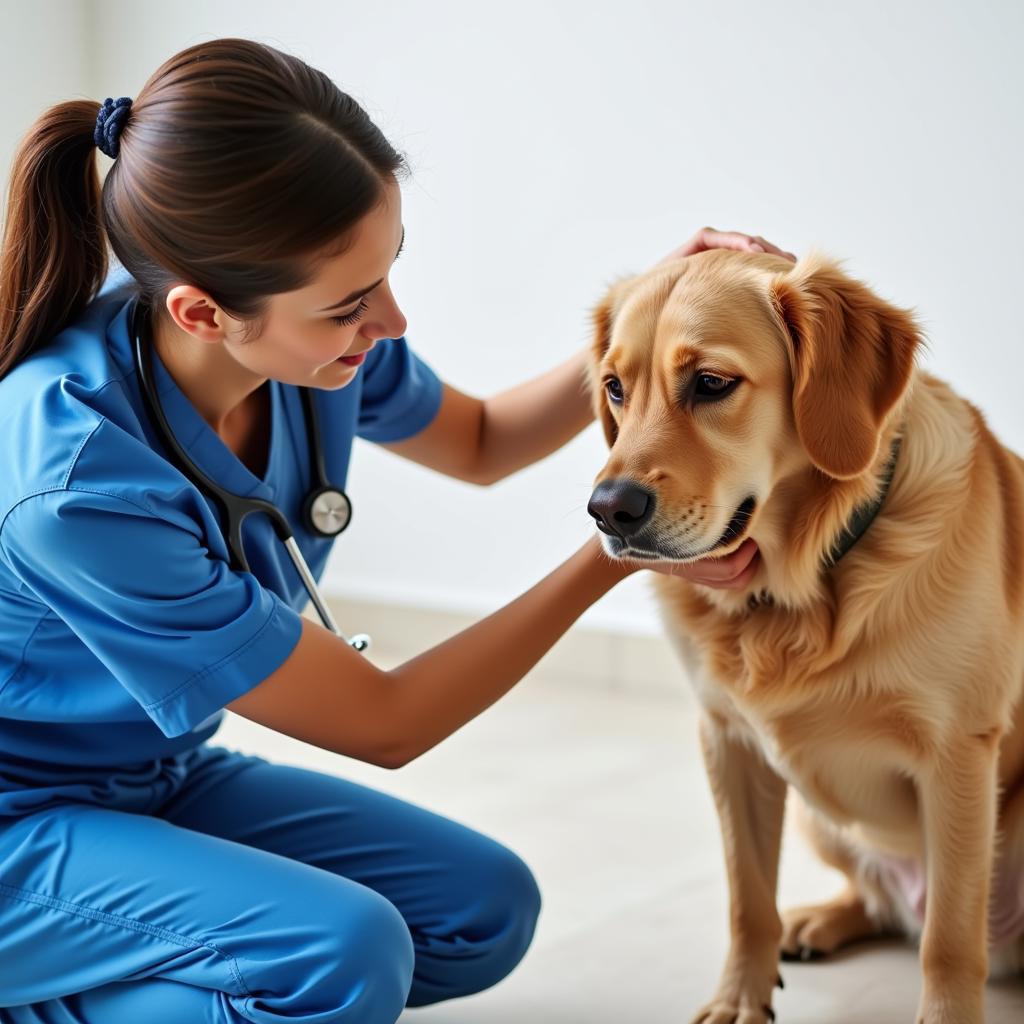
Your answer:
[655,227,796,268]
[620,538,762,591]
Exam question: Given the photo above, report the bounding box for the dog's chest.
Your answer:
[664,606,921,833]
[728,697,918,831]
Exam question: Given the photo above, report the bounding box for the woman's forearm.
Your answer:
[475,349,594,484]
[228,534,634,768]
[385,534,629,764]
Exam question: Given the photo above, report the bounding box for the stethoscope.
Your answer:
[130,295,371,652]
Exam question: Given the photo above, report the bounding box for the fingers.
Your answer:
[684,541,761,589]
[697,228,797,262]
[638,539,762,590]
[753,235,798,260]
[749,234,798,262]
[691,538,758,578]
[660,227,798,265]
[693,227,757,253]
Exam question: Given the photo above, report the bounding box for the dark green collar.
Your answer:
[746,431,903,611]
[822,433,903,570]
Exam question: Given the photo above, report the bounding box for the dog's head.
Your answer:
[585,250,920,570]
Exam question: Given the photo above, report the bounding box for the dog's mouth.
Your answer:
[612,495,758,562]
[711,495,757,552]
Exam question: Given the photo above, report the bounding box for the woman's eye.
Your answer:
[331,298,369,326]
[694,374,738,401]
[605,377,624,404]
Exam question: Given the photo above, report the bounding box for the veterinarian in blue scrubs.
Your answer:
[0,38,789,1024]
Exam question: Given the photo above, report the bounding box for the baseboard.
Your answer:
[304,595,693,699]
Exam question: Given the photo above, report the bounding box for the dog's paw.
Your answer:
[691,984,780,1024]
[692,952,785,1023]
[780,895,877,961]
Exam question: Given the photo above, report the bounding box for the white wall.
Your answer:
[0,1,93,224]
[6,0,1024,633]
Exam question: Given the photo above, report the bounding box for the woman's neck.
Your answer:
[150,311,267,438]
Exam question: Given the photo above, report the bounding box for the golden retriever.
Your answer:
[585,249,1024,1024]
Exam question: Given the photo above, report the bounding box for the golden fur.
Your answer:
[586,250,1024,1023]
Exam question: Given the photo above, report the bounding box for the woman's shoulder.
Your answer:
[0,412,196,561]
[0,266,160,522]
[1,262,136,401]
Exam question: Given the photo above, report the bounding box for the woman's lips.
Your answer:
[337,350,367,366]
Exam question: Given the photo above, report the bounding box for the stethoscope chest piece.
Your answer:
[304,487,352,537]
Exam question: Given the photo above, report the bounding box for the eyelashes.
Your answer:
[329,241,404,327]
[331,298,369,326]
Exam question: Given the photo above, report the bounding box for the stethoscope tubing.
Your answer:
[130,296,370,652]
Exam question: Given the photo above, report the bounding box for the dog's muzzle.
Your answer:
[588,481,757,559]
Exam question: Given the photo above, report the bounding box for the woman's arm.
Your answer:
[381,228,795,485]
[227,534,633,768]
[380,354,590,486]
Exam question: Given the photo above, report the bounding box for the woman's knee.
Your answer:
[488,845,543,962]
[243,884,414,1024]
[408,843,541,1006]
[316,889,415,1023]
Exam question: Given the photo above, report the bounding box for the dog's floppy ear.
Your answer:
[770,255,921,479]
[587,276,637,448]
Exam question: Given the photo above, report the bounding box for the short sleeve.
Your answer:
[0,487,304,738]
[356,335,443,443]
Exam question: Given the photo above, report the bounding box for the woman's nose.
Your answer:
[364,289,407,342]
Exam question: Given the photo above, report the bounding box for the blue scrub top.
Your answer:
[0,267,443,800]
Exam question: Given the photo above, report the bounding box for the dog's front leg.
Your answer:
[693,712,787,1024]
[915,733,1001,1024]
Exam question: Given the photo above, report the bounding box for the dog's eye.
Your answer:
[694,374,738,401]
[605,377,624,404]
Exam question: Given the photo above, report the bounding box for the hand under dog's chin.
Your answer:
[601,533,764,594]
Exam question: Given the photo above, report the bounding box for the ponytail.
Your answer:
[0,100,109,380]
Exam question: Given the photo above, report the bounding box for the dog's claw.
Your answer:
[780,945,825,963]
[776,973,785,990]
[763,1005,776,1021]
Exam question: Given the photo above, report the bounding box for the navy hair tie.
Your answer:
[94,96,133,159]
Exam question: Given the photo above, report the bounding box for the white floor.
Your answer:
[216,655,1024,1024]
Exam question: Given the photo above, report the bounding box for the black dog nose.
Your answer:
[588,480,655,538]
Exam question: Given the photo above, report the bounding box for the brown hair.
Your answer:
[0,37,407,380]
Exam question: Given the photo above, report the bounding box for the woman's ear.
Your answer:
[587,276,636,449]
[770,255,921,479]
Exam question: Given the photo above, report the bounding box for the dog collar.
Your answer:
[746,431,903,611]
[822,432,903,570]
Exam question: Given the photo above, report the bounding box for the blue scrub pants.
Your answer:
[0,745,541,1023]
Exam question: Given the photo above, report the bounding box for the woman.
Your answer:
[0,37,784,1024]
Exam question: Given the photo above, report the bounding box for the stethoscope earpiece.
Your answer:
[131,295,369,652]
